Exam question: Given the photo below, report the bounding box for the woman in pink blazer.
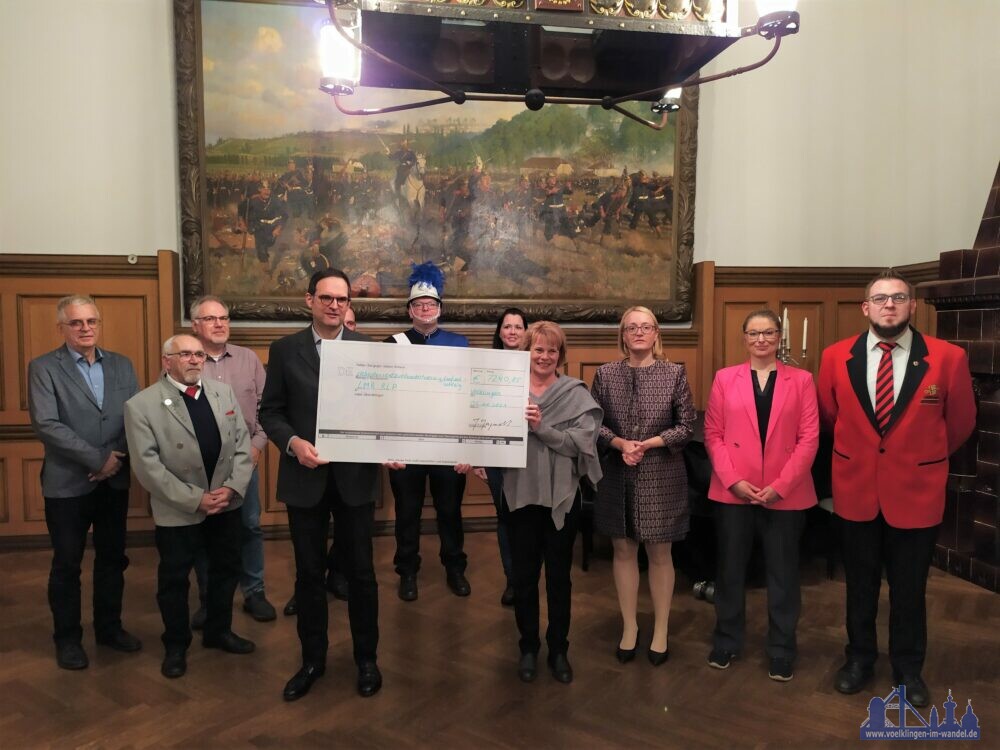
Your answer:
[703,310,819,683]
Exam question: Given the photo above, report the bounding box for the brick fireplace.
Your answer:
[921,161,1000,592]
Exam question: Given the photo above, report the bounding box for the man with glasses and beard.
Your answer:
[259,268,382,700]
[125,335,254,679]
[818,269,975,708]
[384,262,472,603]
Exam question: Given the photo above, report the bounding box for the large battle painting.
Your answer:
[180,0,697,321]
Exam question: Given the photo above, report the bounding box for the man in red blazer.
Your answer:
[818,269,976,708]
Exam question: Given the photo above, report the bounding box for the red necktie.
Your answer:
[184,385,199,398]
[874,342,895,434]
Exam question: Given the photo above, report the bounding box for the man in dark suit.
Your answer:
[27,295,142,670]
[259,268,381,700]
[818,269,976,708]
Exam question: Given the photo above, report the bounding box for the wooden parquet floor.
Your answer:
[0,532,997,749]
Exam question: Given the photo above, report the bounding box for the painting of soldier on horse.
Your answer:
[197,0,689,318]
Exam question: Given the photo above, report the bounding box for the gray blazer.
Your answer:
[28,344,139,498]
[125,375,252,527]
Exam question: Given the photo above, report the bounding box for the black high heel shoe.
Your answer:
[616,631,640,664]
[647,646,669,666]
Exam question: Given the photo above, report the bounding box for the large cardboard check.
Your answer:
[316,340,530,466]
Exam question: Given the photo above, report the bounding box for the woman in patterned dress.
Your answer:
[591,306,696,665]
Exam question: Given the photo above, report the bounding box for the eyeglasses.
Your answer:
[313,295,350,307]
[744,329,781,341]
[410,300,440,310]
[623,323,656,335]
[866,293,911,306]
[194,315,230,324]
[62,318,100,330]
[165,350,207,361]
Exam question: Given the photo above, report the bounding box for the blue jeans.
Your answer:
[240,469,265,596]
[194,468,265,600]
[486,468,513,581]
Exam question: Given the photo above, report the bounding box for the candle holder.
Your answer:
[778,338,800,366]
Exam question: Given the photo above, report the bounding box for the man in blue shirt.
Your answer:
[27,295,141,670]
[385,263,471,601]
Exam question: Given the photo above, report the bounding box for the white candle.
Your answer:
[802,317,808,351]
[782,308,789,346]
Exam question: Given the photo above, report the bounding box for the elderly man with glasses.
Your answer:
[124,334,255,679]
[187,295,276,626]
[28,295,142,670]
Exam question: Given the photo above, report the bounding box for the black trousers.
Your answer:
[712,503,806,660]
[154,509,242,649]
[840,513,939,677]
[44,483,129,644]
[390,464,467,576]
[505,498,579,657]
[193,498,348,601]
[286,480,378,667]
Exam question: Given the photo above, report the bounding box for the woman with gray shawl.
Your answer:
[474,321,602,685]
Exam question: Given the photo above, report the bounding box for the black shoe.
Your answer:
[616,631,639,664]
[283,664,325,701]
[708,647,736,670]
[694,580,717,604]
[518,652,538,683]
[446,570,471,597]
[895,673,930,708]
[326,573,349,601]
[834,660,874,695]
[648,647,669,667]
[190,605,207,631]
[161,648,186,679]
[500,583,515,607]
[243,592,277,622]
[283,595,297,617]
[55,641,88,670]
[202,631,255,654]
[548,653,573,684]
[96,628,142,653]
[398,574,418,602]
[768,657,794,682]
[357,662,382,697]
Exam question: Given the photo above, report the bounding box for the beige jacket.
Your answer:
[125,374,252,527]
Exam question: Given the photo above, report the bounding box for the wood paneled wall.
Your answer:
[0,255,174,538]
[708,264,938,387]
[0,251,936,542]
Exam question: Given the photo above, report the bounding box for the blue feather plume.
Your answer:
[408,261,445,296]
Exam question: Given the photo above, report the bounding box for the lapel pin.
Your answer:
[164,398,173,406]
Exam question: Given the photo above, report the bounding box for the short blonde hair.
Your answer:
[617,305,663,359]
[523,320,567,368]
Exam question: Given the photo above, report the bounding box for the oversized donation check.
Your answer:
[316,340,530,466]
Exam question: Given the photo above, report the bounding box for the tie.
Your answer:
[874,342,895,434]
[185,385,199,398]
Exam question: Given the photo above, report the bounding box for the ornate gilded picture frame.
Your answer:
[174,0,698,322]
